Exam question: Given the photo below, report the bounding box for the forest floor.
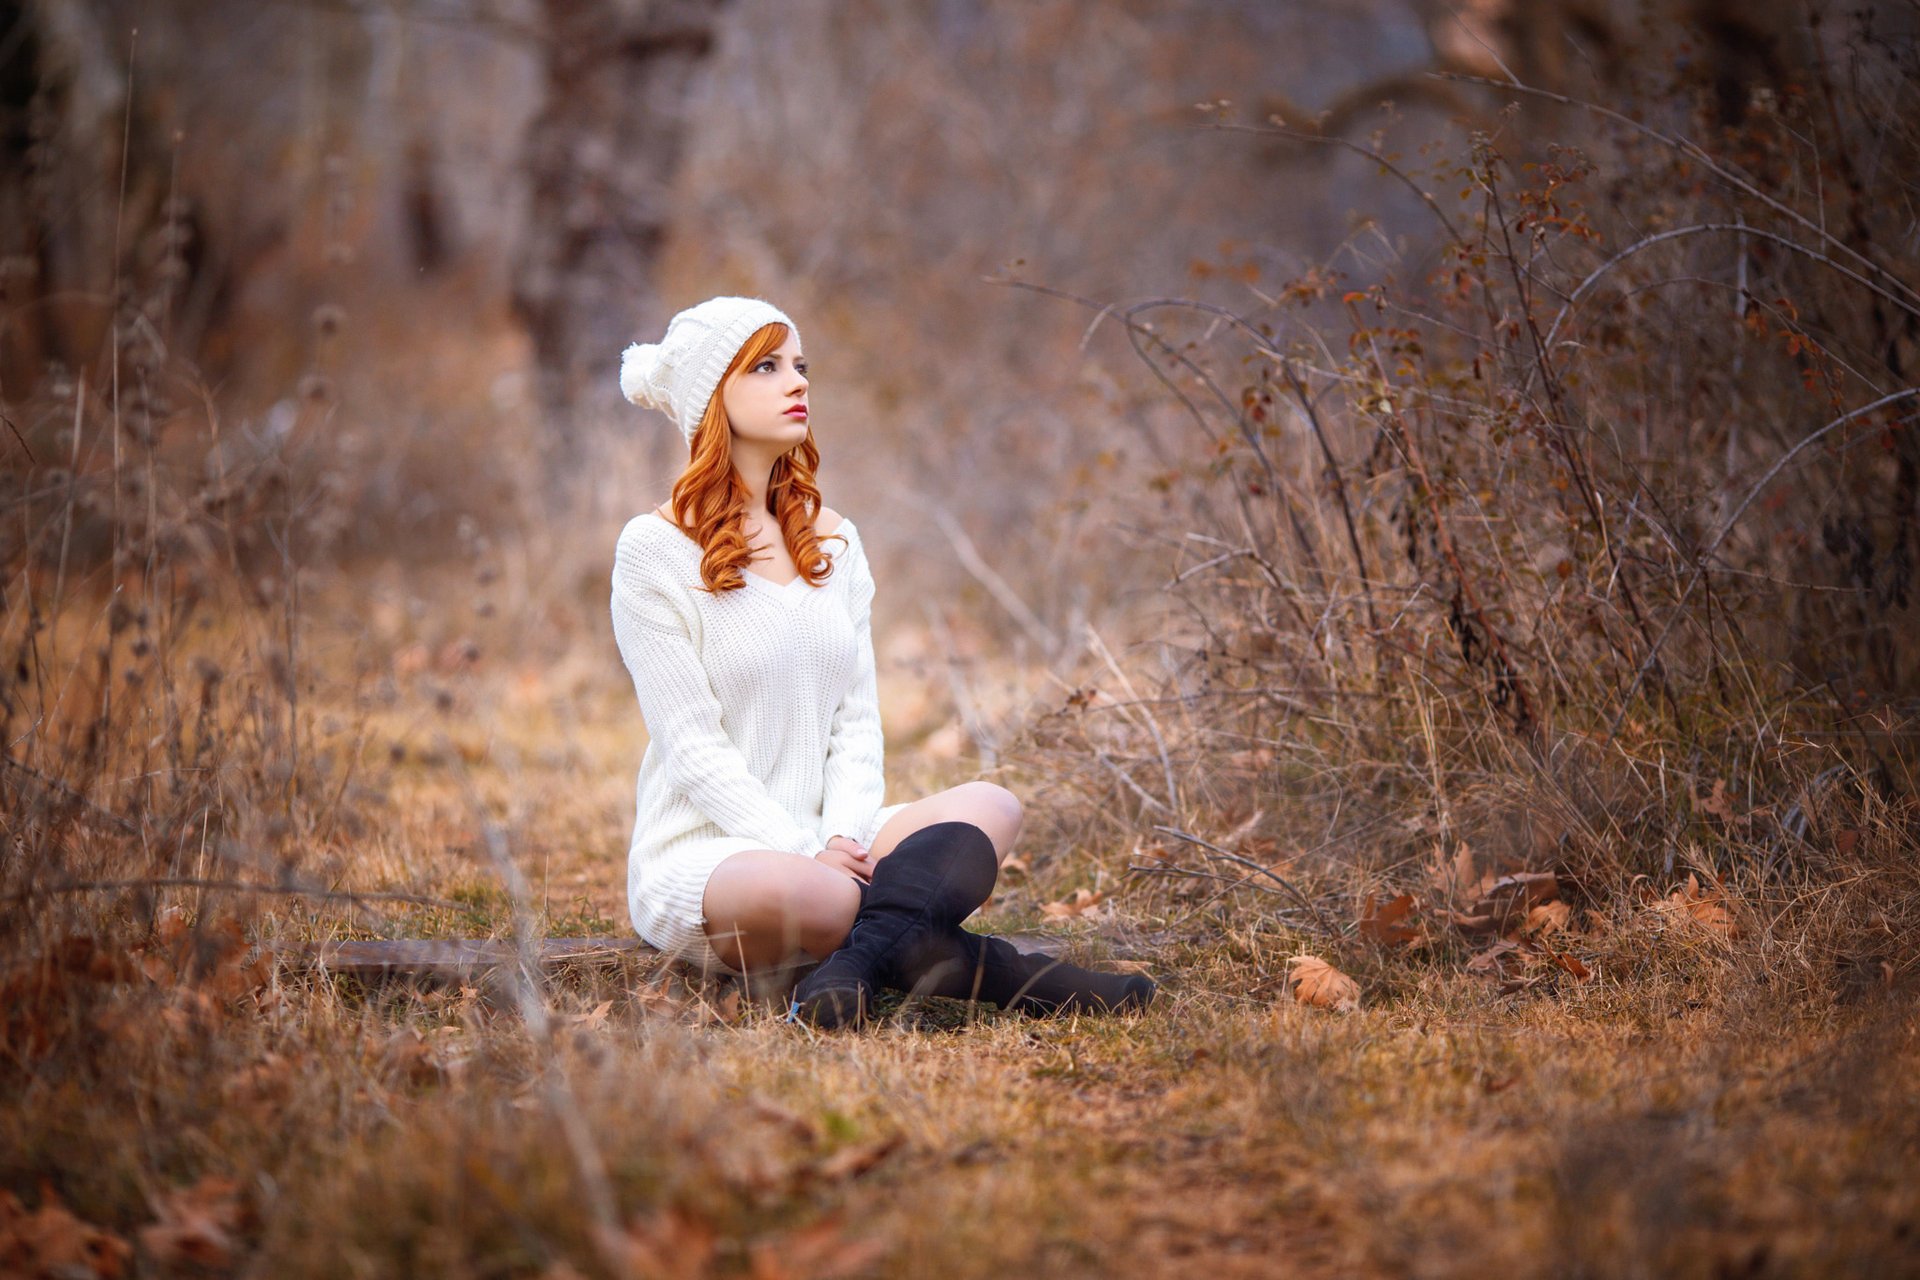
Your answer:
[5,564,1919,1280]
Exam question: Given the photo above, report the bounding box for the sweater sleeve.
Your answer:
[817,532,888,849]
[611,526,822,857]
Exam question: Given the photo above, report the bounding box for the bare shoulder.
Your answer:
[815,504,846,536]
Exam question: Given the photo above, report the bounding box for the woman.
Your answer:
[613,295,1156,1028]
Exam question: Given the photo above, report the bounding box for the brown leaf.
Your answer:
[1550,951,1592,981]
[1425,841,1478,902]
[1459,872,1560,937]
[1466,940,1519,974]
[1040,888,1106,919]
[1521,901,1572,938]
[1698,778,1734,821]
[1285,955,1360,1012]
[1358,893,1418,946]
[596,1205,716,1280]
[567,999,613,1032]
[747,1209,888,1280]
[1657,873,1741,937]
[138,1176,248,1271]
[0,1186,133,1279]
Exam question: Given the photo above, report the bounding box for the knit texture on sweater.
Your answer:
[610,511,890,931]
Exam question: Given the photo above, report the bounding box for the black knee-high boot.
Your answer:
[888,927,1157,1015]
[788,820,1001,1028]
[875,830,1156,1015]
[792,820,1157,1026]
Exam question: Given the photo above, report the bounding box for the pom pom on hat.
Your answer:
[618,296,801,448]
[620,342,669,411]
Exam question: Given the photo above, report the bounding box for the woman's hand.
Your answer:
[815,834,873,882]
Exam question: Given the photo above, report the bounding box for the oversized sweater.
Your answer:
[609,510,892,930]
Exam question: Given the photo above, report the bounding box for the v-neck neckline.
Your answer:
[643,510,856,594]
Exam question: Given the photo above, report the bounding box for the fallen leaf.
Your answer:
[0,1186,132,1279]
[747,1209,889,1280]
[138,1176,248,1270]
[1041,888,1106,919]
[596,1205,716,1280]
[1285,955,1360,1012]
[1466,940,1520,974]
[1425,840,1478,901]
[1698,778,1734,821]
[1550,951,1592,981]
[568,999,613,1032]
[1358,893,1418,946]
[1457,872,1561,937]
[1521,901,1572,937]
[1656,873,1741,937]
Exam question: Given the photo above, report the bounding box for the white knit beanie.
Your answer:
[619,296,802,448]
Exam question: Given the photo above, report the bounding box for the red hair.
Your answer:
[662,322,847,594]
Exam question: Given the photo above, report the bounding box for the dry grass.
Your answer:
[6,10,1920,1278]
[2,560,1915,1278]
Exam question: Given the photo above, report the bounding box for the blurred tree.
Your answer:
[510,0,734,501]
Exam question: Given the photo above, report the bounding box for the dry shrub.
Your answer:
[1002,7,1920,997]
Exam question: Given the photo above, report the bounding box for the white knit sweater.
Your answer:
[610,511,892,931]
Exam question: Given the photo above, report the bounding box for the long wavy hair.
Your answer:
[662,321,847,595]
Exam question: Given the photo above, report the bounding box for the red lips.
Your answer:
[785,405,808,417]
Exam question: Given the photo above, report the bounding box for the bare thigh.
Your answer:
[703,782,1026,973]
[867,780,1026,867]
[701,848,863,974]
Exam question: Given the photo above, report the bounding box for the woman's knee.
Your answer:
[954,780,1023,848]
[869,781,1023,864]
[701,850,859,968]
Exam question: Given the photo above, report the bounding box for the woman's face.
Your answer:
[720,332,809,449]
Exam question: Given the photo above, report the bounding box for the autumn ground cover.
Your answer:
[2,552,1915,1280]
[8,17,1920,1279]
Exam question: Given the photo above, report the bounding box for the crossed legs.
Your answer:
[700,780,1023,975]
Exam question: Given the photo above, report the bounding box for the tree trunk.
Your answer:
[510,0,733,502]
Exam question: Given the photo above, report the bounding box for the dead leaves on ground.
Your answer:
[587,1203,886,1280]
[1362,844,1602,993]
[137,1176,253,1271]
[1337,842,1749,996]
[0,1175,254,1279]
[1041,888,1107,920]
[1648,872,1742,938]
[0,1186,131,1279]
[2,908,274,1066]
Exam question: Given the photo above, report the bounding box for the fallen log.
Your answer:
[274,931,1070,986]
[277,935,658,984]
